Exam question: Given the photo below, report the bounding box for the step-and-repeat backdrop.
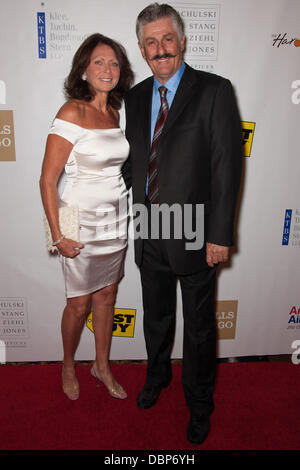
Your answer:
[0,0,299,362]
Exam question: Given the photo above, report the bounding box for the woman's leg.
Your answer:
[61,293,92,399]
[91,283,127,399]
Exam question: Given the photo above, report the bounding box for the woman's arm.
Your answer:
[40,127,84,257]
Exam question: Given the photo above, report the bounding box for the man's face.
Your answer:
[139,17,185,84]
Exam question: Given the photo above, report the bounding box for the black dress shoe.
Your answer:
[137,381,170,409]
[187,414,210,445]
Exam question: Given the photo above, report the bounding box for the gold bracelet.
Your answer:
[52,235,66,246]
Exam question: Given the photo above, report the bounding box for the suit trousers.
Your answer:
[139,207,217,417]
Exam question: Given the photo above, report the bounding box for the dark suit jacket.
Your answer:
[122,63,242,274]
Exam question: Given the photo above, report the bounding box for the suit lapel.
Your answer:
[138,77,153,151]
[134,65,197,165]
[162,64,197,136]
[135,65,197,150]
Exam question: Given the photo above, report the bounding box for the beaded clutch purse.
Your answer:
[43,205,79,253]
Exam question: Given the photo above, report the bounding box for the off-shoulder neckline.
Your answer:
[54,117,121,131]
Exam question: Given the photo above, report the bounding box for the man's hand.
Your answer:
[206,243,229,267]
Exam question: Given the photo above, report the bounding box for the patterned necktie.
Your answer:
[148,86,169,204]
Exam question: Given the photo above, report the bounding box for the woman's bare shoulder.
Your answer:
[56,100,86,125]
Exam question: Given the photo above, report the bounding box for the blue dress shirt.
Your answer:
[146,62,186,194]
[150,62,186,142]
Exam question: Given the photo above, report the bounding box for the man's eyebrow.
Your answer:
[145,33,175,41]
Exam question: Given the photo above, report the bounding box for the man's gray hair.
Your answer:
[136,3,185,44]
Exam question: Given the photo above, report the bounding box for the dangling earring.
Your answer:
[82,73,87,81]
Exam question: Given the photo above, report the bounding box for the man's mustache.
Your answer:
[150,53,176,61]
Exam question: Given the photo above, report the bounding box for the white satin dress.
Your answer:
[49,118,129,298]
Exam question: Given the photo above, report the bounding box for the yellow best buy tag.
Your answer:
[86,308,136,338]
[242,121,255,157]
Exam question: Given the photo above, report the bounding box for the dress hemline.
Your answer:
[65,272,124,299]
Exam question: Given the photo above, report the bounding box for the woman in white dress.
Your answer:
[40,34,133,400]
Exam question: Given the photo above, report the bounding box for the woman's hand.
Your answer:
[57,238,84,258]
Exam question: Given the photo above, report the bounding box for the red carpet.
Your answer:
[0,361,299,451]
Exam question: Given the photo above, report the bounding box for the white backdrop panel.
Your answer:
[0,0,299,361]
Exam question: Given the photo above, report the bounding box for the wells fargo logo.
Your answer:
[216,300,238,340]
[86,308,136,338]
[0,111,16,162]
[242,121,255,157]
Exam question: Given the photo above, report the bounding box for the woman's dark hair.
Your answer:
[64,33,134,110]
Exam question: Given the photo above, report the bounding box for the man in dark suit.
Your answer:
[122,3,242,444]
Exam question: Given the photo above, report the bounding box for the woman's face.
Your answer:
[84,43,120,94]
